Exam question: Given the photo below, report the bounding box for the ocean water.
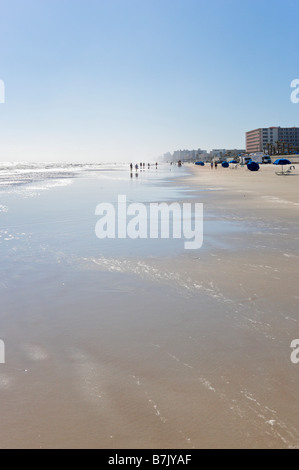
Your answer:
[0,161,195,259]
[0,162,299,449]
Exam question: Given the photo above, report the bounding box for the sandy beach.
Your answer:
[186,162,299,211]
[0,162,299,449]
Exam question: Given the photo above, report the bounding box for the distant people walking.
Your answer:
[135,164,138,170]
[130,163,133,171]
[210,161,214,169]
[214,161,218,169]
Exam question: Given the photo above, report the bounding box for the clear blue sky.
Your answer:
[0,0,298,162]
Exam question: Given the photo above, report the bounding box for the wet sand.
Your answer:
[0,163,299,449]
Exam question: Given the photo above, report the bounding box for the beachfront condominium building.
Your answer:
[246,127,299,153]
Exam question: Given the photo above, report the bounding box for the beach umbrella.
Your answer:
[247,161,260,171]
[221,161,229,168]
[195,161,205,166]
[273,158,291,174]
[229,159,238,164]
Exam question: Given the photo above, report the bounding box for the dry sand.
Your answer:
[185,162,299,214]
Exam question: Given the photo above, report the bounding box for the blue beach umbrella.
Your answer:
[247,161,260,171]
[273,158,291,174]
[221,161,229,168]
[273,158,291,165]
[229,159,238,164]
[195,161,205,166]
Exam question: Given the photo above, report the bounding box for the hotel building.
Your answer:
[246,127,299,153]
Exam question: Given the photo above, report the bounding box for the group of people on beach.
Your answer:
[210,161,218,169]
[130,162,158,177]
[130,162,158,170]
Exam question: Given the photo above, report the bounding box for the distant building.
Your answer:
[246,127,299,154]
[210,149,226,159]
[225,149,246,158]
[162,149,207,163]
[209,149,245,161]
[196,151,209,162]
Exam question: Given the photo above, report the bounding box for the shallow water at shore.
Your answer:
[0,163,299,448]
